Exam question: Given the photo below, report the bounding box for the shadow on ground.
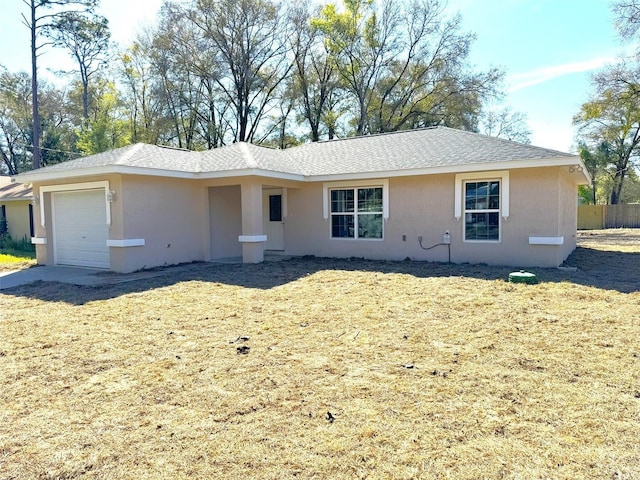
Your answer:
[2,242,638,306]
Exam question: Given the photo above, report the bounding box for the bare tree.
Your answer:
[312,0,502,136]
[480,107,531,144]
[188,0,292,143]
[613,1,640,42]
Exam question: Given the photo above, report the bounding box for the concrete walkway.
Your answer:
[0,254,293,291]
[0,265,170,290]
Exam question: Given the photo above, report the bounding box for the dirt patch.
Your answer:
[578,228,640,246]
[559,229,640,293]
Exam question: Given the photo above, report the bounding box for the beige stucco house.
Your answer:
[13,127,590,272]
[0,176,34,242]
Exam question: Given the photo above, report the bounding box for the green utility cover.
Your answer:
[509,270,537,285]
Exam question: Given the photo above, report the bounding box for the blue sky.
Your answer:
[0,0,630,152]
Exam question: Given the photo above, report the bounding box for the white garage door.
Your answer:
[52,189,110,268]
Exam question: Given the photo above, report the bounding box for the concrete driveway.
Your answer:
[0,265,169,290]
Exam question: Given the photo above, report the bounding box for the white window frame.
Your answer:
[323,179,389,240]
[454,171,509,243]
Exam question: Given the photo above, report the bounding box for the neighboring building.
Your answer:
[13,127,590,272]
[0,176,34,242]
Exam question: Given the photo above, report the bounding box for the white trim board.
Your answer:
[454,171,510,220]
[529,236,564,245]
[322,179,389,220]
[238,235,267,243]
[39,181,111,226]
[107,239,145,247]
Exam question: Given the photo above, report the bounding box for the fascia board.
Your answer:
[15,165,306,184]
[0,196,33,202]
[14,166,118,183]
[306,156,587,183]
[195,168,306,182]
[12,155,589,185]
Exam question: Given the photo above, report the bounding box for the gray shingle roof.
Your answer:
[21,143,198,174]
[199,142,305,175]
[288,126,575,176]
[0,176,32,200]
[14,127,580,183]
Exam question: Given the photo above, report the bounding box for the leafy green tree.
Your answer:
[0,66,77,173]
[21,0,99,169]
[290,2,343,142]
[46,12,111,121]
[574,66,640,204]
[0,67,32,175]
[76,79,130,155]
[578,141,610,204]
[39,82,78,166]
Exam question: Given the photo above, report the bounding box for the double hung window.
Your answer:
[464,180,500,241]
[330,187,383,239]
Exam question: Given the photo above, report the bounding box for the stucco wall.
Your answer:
[26,165,580,271]
[209,185,242,259]
[2,200,32,241]
[557,168,579,263]
[112,175,207,272]
[284,167,578,268]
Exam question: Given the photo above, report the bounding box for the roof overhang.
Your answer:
[12,154,590,186]
[308,156,592,185]
[0,196,33,202]
[13,165,307,185]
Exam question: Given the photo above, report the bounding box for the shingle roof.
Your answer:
[13,127,583,183]
[288,126,575,176]
[0,176,32,200]
[21,143,198,174]
[199,142,305,175]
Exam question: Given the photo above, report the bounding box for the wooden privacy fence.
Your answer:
[578,204,640,229]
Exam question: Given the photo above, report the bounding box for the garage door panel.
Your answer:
[53,190,110,269]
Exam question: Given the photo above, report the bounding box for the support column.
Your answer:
[239,181,266,263]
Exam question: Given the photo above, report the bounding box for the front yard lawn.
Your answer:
[0,230,638,479]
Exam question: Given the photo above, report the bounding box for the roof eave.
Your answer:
[196,168,306,182]
[14,164,307,184]
[12,153,590,185]
[0,196,33,202]
[308,156,590,183]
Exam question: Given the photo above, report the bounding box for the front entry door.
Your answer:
[263,188,284,250]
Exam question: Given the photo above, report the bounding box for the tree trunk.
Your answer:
[30,0,41,170]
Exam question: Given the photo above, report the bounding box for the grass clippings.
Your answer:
[0,230,639,479]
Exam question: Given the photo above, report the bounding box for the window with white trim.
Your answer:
[330,186,383,239]
[464,180,501,241]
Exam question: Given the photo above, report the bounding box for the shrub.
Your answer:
[0,233,35,254]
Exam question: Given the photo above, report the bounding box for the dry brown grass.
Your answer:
[1,230,639,479]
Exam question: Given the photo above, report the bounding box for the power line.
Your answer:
[19,143,83,158]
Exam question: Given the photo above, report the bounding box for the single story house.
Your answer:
[0,176,34,242]
[13,127,590,272]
